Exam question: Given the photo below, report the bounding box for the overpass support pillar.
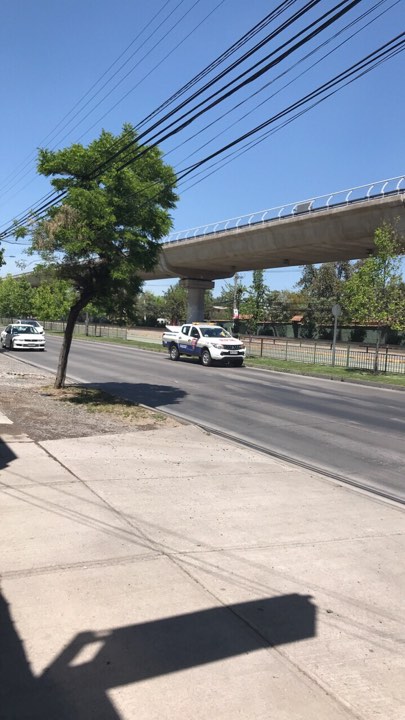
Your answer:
[180,278,214,322]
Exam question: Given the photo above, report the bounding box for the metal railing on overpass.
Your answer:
[164,175,405,244]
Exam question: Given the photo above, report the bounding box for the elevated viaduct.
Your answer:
[142,177,405,321]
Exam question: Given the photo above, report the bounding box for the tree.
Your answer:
[162,283,187,323]
[343,222,405,372]
[18,124,177,387]
[31,280,74,321]
[242,270,268,333]
[0,275,34,318]
[267,289,307,323]
[297,262,353,337]
[135,291,166,326]
[213,278,247,322]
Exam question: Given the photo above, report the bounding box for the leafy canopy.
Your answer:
[26,123,178,308]
[17,123,178,388]
[0,275,34,317]
[343,223,405,331]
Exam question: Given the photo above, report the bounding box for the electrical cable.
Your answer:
[0,0,226,208]
[175,33,405,183]
[108,0,365,178]
[0,0,324,233]
[54,0,204,148]
[4,31,403,249]
[1,7,400,245]
[85,0,327,178]
[168,0,395,168]
[0,0,179,196]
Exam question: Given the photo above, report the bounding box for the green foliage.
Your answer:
[135,291,166,325]
[297,261,354,335]
[203,290,215,320]
[214,278,247,321]
[267,289,307,323]
[343,223,405,332]
[162,283,187,323]
[0,275,34,317]
[241,270,267,333]
[20,123,178,386]
[31,280,74,321]
[29,124,177,299]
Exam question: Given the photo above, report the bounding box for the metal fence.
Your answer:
[241,336,405,375]
[41,321,127,339]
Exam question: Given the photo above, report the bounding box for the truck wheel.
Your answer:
[201,348,212,367]
[233,358,244,367]
[169,344,180,361]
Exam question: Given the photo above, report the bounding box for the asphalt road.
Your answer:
[18,335,405,502]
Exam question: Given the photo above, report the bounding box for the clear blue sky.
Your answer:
[0,0,404,296]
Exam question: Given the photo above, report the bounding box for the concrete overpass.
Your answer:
[142,177,405,320]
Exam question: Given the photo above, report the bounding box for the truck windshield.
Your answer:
[199,327,231,338]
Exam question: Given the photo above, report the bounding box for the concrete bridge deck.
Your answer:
[142,191,405,281]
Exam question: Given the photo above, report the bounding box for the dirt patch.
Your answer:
[0,355,181,441]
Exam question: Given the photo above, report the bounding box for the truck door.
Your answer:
[189,325,201,356]
[179,325,191,351]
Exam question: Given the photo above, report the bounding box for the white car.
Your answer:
[1,324,46,351]
[14,318,44,333]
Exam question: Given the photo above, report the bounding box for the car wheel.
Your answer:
[169,344,180,361]
[233,358,244,367]
[201,348,212,367]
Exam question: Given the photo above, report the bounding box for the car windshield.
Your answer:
[19,320,39,327]
[199,327,232,338]
[13,326,37,334]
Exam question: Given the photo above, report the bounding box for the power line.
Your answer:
[175,33,405,183]
[170,0,395,168]
[0,0,181,197]
[89,0,326,176]
[0,0,290,227]
[0,0,322,235]
[0,0,226,207]
[5,31,404,249]
[1,4,402,246]
[95,0,362,184]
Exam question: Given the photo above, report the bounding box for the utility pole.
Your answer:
[233,273,240,318]
[233,273,241,335]
[331,303,342,366]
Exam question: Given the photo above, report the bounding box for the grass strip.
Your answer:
[40,384,168,424]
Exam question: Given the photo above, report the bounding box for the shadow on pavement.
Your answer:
[1,591,316,720]
[88,381,187,409]
[0,437,17,471]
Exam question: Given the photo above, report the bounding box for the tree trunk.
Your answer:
[54,295,91,388]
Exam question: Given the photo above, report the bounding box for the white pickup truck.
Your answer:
[162,323,246,367]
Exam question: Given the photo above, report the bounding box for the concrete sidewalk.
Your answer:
[0,410,404,718]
